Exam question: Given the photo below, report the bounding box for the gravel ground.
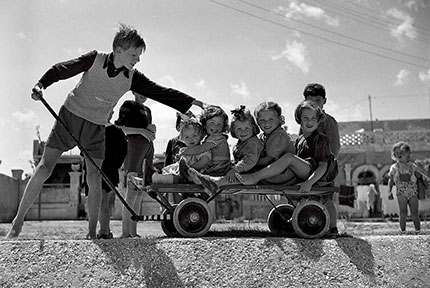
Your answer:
[0,220,429,288]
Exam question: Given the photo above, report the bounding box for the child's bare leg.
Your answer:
[130,191,144,237]
[263,169,296,184]
[397,195,408,231]
[121,174,139,237]
[99,190,113,236]
[237,153,308,185]
[324,198,337,229]
[85,157,104,239]
[409,196,420,231]
[6,147,63,238]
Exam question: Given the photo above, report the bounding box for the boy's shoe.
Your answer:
[5,222,22,238]
[414,230,421,235]
[325,227,339,238]
[399,230,406,235]
[85,233,97,240]
[97,232,113,239]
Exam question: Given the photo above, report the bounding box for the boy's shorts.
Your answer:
[46,106,105,160]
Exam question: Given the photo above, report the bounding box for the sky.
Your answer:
[0,0,429,176]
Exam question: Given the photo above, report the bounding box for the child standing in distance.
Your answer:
[6,23,205,239]
[116,92,154,238]
[184,105,263,194]
[236,101,338,230]
[254,102,295,169]
[180,105,231,177]
[388,142,429,234]
[150,120,210,184]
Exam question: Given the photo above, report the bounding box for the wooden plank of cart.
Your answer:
[131,182,339,239]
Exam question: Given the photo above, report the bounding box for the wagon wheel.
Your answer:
[161,204,179,237]
[173,198,213,237]
[267,204,295,236]
[292,200,329,239]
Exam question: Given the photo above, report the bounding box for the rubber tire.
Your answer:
[292,200,329,239]
[173,198,213,237]
[267,204,295,236]
[161,204,179,237]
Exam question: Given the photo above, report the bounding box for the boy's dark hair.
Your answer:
[254,101,285,125]
[294,100,325,124]
[303,83,326,99]
[113,23,146,51]
[230,105,260,139]
[200,105,229,134]
[115,100,150,128]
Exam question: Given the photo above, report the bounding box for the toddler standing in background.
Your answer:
[388,142,429,234]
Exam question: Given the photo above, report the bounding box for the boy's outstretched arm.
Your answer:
[191,99,208,110]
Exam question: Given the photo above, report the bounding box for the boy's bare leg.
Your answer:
[6,146,63,238]
[85,157,103,239]
[99,190,113,236]
[130,191,143,237]
[121,174,139,238]
[236,153,309,185]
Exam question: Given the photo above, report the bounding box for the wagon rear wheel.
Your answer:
[292,200,329,239]
[267,204,295,236]
[161,204,179,237]
[173,198,213,237]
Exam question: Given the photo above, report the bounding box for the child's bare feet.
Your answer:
[235,173,258,185]
[188,168,219,195]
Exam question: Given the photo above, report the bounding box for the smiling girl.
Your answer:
[182,105,263,194]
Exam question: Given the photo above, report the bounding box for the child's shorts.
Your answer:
[46,106,105,160]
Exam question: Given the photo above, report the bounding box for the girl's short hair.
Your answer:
[294,100,325,124]
[254,101,285,125]
[179,121,205,141]
[230,105,260,139]
[391,141,411,161]
[113,23,146,51]
[200,105,230,134]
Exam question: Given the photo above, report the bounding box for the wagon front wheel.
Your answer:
[292,200,329,239]
[267,204,295,236]
[173,198,213,237]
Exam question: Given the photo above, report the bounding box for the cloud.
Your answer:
[395,69,411,86]
[272,40,310,74]
[194,80,206,89]
[230,81,250,98]
[386,8,417,40]
[12,110,38,128]
[278,0,339,27]
[419,68,430,82]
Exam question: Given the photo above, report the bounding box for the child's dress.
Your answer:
[260,126,295,163]
[232,136,264,173]
[202,134,231,176]
[389,162,419,199]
